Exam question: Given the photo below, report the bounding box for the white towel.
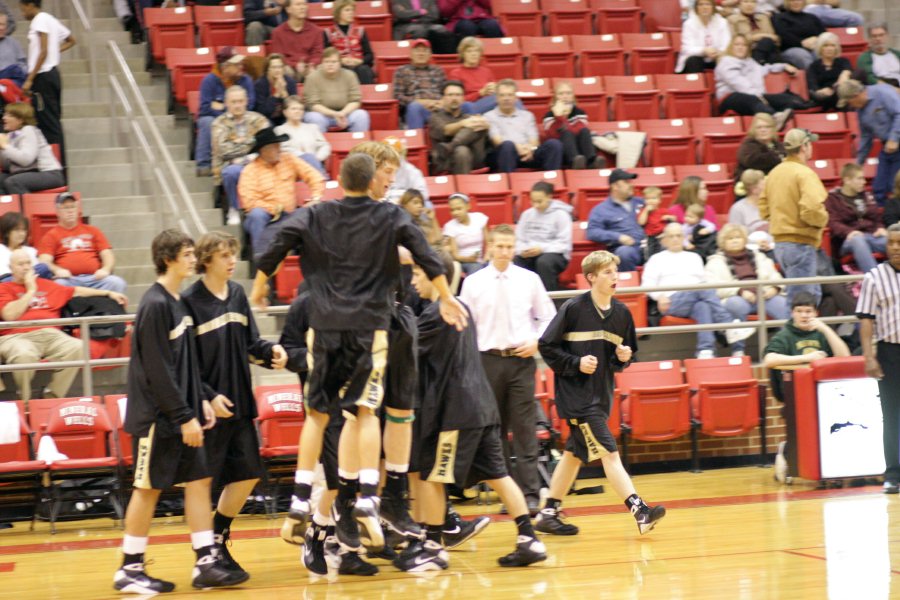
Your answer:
[37,435,68,464]
[117,397,128,424]
[0,402,21,444]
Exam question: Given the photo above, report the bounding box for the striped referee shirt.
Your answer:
[856,262,900,343]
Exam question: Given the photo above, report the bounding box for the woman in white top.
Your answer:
[0,211,52,281]
[442,192,489,275]
[274,95,330,177]
[0,102,64,194]
[677,0,732,73]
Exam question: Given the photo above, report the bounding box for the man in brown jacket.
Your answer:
[727,0,781,64]
[759,128,829,304]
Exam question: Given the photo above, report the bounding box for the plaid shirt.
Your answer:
[238,152,326,215]
[392,63,446,108]
[210,111,270,183]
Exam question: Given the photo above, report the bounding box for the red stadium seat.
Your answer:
[373,128,429,173]
[426,175,458,225]
[638,0,683,32]
[794,113,853,160]
[194,4,244,48]
[631,166,678,205]
[572,34,626,77]
[559,221,604,288]
[355,0,393,41]
[543,0,593,35]
[592,0,642,34]
[360,83,399,130]
[828,27,867,66]
[512,77,554,124]
[509,170,568,218]
[275,255,304,304]
[847,111,882,158]
[576,270,647,327]
[674,163,735,213]
[806,159,840,189]
[23,192,82,246]
[370,40,415,84]
[481,37,526,80]
[621,33,674,76]
[456,173,515,224]
[323,131,372,179]
[143,7,195,66]
[764,70,811,101]
[603,75,660,120]
[552,77,607,121]
[255,384,305,515]
[103,395,132,467]
[691,116,745,164]
[166,47,215,106]
[656,73,712,118]
[494,0,545,37]
[521,36,575,79]
[320,180,347,202]
[684,355,761,450]
[0,401,44,524]
[0,194,21,216]
[568,167,616,219]
[305,1,334,27]
[638,118,696,166]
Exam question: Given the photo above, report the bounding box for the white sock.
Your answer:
[313,511,330,527]
[338,469,359,481]
[191,530,214,550]
[385,462,409,473]
[122,534,148,555]
[359,468,379,487]
[294,470,314,486]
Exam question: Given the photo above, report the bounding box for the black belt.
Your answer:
[483,348,519,357]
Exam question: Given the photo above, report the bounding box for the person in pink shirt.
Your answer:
[438,0,502,39]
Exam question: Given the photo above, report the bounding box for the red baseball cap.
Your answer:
[411,38,431,49]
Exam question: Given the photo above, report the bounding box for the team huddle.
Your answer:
[113,141,664,594]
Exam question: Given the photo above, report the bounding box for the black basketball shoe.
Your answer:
[497,535,547,567]
[113,562,176,594]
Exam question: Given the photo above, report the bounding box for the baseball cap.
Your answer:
[836,79,865,108]
[608,168,637,186]
[55,192,78,205]
[411,38,431,49]
[782,128,819,151]
[215,46,245,65]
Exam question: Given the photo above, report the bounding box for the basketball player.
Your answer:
[536,250,666,536]
[113,230,247,593]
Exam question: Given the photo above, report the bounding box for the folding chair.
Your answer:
[323,131,372,179]
[511,77,554,124]
[425,175,458,225]
[794,113,853,160]
[638,0,683,32]
[166,47,215,108]
[355,1,393,41]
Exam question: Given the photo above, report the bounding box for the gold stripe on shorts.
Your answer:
[427,430,459,484]
[132,423,155,490]
[577,421,610,462]
[356,329,388,411]
[304,328,315,402]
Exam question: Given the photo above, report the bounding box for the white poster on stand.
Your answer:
[816,378,885,479]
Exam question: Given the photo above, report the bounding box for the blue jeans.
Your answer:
[56,273,128,294]
[723,294,790,351]
[195,115,215,168]
[303,109,371,134]
[665,289,736,352]
[222,164,246,210]
[612,244,643,272]
[243,208,274,258]
[489,139,563,173]
[780,47,816,70]
[873,149,900,206]
[774,241,820,305]
[404,101,432,129]
[803,5,863,27]
[841,233,887,273]
[297,152,328,178]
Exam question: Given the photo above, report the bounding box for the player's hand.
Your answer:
[616,344,632,362]
[210,394,234,419]
[513,339,538,358]
[202,400,217,429]
[439,296,469,331]
[580,354,598,374]
[181,418,204,447]
[271,344,288,369]
[886,140,899,154]
[250,282,270,308]
[865,355,884,379]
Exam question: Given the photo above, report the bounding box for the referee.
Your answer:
[856,223,900,495]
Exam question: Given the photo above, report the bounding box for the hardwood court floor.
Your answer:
[2,467,899,599]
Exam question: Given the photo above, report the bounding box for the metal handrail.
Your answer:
[64,0,99,102]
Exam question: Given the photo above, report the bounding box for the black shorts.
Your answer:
[305,328,388,417]
[418,425,508,488]
[132,422,210,490]
[564,413,617,463]
[204,417,264,486]
[320,419,342,491]
[383,305,418,412]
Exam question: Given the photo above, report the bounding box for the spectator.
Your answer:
[807,32,852,111]
[485,79,562,173]
[195,47,256,177]
[681,202,718,258]
[726,0,781,65]
[706,223,787,356]
[382,136,429,205]
[36,192,128,294]
[0,12,26,86]
[254,53,297,126]
[735,112,785,183]
[542,81,603,171]
[324,0,375,85]
[0,211,51,281]
[428,80,488,174]
[274,95,330,177]
[443,192,488,274]
[714,34,798,126]
[885,171,900,228]
[772,0,825,70]
[392,38,446,130]
[802,0,862,28]
[0,249,126,401]
[20,0,75,161]
[459,224,557,514]
[211,86,270,225]
[825,162,886,272]
[0,102,64,194]
[838,79,900,206]
[391,0,455,54]
[398,188,442,247]
[668,175,718,226]
[676,0,731,74]
[270,0,324,80]
[302,47,370,133]
[586,168,645,271]
[0,1,15,34]
[448,37,499,115]
[643,223,755,359]
[237,127,325,256]
[244,0,285,47]
[729,169,775,250]
[514,181,572,292]
[637,185,669,258]
[438,0,503,40]
[857,24,900,88]
[758,128,829,304]
[112,0,142,44]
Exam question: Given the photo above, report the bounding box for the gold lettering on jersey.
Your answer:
[133,424,155,490]
[578,422,609,462]
[563,330,624,346]
[428,430,459,484]
[797,340,823,352]
[169,316,194,340]
[195,312,248,336]
[357,330,388,411]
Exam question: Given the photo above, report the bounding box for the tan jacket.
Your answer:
[758,155,829,247]
[705,250,783,299]
[727,12,779,45]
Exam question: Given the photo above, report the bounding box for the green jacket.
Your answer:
[857,49,900,85]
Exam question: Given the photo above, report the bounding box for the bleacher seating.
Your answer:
[571,34,626,77]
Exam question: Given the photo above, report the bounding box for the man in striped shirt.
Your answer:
[856,223,900,494]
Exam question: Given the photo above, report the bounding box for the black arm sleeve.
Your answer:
[256,210,307,277]
[538,305,583,377]
[360,31,374,67]
[396,211,445,280]
[139,302,195,426]
[279,294,310,377]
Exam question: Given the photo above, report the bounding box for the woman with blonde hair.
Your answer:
[728,169,772,245]
[254,53,298,125]
[806,32,852,111]
[677,0,732,73]
[324,0,375,84]
[735,112,785,183]
[0,102,64,194]
[448,36,501,114]
[542,82,603,170]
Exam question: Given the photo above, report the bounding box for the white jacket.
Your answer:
[714,55,787,100]
[704,250,783,299]
[676,13,732,73]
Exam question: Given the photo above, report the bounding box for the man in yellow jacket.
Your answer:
[758,128,829,305]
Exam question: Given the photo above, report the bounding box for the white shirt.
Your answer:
[856,262,900,344]
[0,244,38,277]
[641,249,706,301]
[443,212,488,258]
[872,52,900,82]
[460,262,556,351]
[27,12,70,73]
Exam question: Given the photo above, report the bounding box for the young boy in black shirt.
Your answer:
[182,231,288,579]
[537,250,666,537]
[113,230,247,593]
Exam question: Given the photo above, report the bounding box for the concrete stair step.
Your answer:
[69,177,213,199]
[60,56,145,75]
[63,71,153,88]
[67,158,197,183]
[91,208,226,233]
[68,145,186,168]
[64,85,169,104]
[82,192,211,214]
[62,100,168,119]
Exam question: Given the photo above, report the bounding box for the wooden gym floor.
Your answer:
[1,466,898,599]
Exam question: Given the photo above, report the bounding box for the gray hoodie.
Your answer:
[515,199,573,260]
